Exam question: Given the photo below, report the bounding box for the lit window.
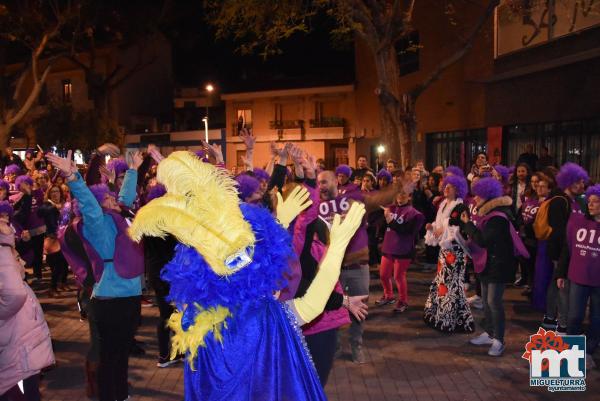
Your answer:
[62,79,72,102]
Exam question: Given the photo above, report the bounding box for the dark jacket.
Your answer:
[547,191,572,262]
[144,235,177,298]
[461,196,518,283]
[38,201,60,236]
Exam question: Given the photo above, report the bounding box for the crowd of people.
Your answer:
[0,136,598,400]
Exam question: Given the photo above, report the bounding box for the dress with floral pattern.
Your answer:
[423,243,474,333]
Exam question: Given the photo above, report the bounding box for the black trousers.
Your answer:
[46,251,68,289]
[88,296,141,401]
[305,328,338,387]
[156,293,174,359]
[0,373,40,401]
[28,234,44,280]
[519,244,537,288]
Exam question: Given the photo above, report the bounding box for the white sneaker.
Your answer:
[468,295,483,310]
[488,339,505,356]
[470,332,494,346]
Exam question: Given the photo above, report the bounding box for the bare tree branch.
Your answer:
[410,0,499,99]
[7,65,52,126]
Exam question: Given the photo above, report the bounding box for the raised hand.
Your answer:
[201,140,224,164]
[239,128,256,150]
[46,150,77,178]
[329,202,366,250]
[276,186,313,229]
[100,165,116,184]
[148,147,164,164]
[128,151,144,170]
[97,143,120,158]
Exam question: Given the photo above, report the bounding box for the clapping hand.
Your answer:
[127,151,144,170]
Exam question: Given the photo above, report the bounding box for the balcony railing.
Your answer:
[269,120,303,129]
[309,117,345,128]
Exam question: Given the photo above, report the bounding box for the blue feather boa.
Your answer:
[161,203,295,328]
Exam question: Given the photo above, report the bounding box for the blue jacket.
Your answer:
[67,170,141,297]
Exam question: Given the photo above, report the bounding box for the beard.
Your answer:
[320,187,335,201]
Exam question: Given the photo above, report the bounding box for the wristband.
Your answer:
[343,295,349,309]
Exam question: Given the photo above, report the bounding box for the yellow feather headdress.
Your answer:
[129,151,255,276]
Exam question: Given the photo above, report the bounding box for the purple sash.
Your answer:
[469,211,530,273]
[59,211,144,285]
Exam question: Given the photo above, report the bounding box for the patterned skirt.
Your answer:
[423,243,474,333]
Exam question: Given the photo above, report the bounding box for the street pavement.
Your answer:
[34,265,599,401]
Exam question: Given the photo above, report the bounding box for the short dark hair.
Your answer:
[357,155,368,160]
[386,159,398,166]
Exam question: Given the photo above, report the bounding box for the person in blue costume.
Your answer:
[129,151,365,401]
[47,149,145,401]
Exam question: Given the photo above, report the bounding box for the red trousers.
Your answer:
[379,256,410,304]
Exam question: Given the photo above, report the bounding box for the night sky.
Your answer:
[168,2,355,92]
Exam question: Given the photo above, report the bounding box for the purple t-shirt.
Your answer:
[565,213,600,286]
[381,204,424,257]
[318,191,368,258]
[521,197,540,225]
[465,195,481,226]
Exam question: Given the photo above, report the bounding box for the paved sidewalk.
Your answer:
[35,266,598,401]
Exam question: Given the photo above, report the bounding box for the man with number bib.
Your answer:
[556,184,600,370]
[317,170,395,363]
[545,163,589,334]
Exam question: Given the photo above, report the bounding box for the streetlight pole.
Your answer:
[204,83,214,143]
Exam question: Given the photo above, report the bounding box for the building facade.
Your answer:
[354,0,600,181]
[7,33,173,149]
[221,84,373,170]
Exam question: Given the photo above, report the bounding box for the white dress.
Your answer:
[424,198,463,247]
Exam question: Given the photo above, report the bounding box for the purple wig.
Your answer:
[442,174,468,199]
[493,165,510,183]
[235,174,260,201]
[376,169,392,183]
[445,165,465,178]
[89,184,116,205]
[556,162,589,190]
[4,164,22,176]
[585,184,600,199]
[0,180,9,193]
[335,164,352,177]
[15,175,33,188]
[0,200,13,217]
[253,168,270,182]
[146,184,167,201]
[472,177,503,200]
[107,158,129,177]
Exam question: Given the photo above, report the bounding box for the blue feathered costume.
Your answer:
[129,152,338,401]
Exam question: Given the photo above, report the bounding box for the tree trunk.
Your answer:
[374,45,413,169]
[0,124,10,148]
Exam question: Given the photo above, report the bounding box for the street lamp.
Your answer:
[376,144,385,171]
